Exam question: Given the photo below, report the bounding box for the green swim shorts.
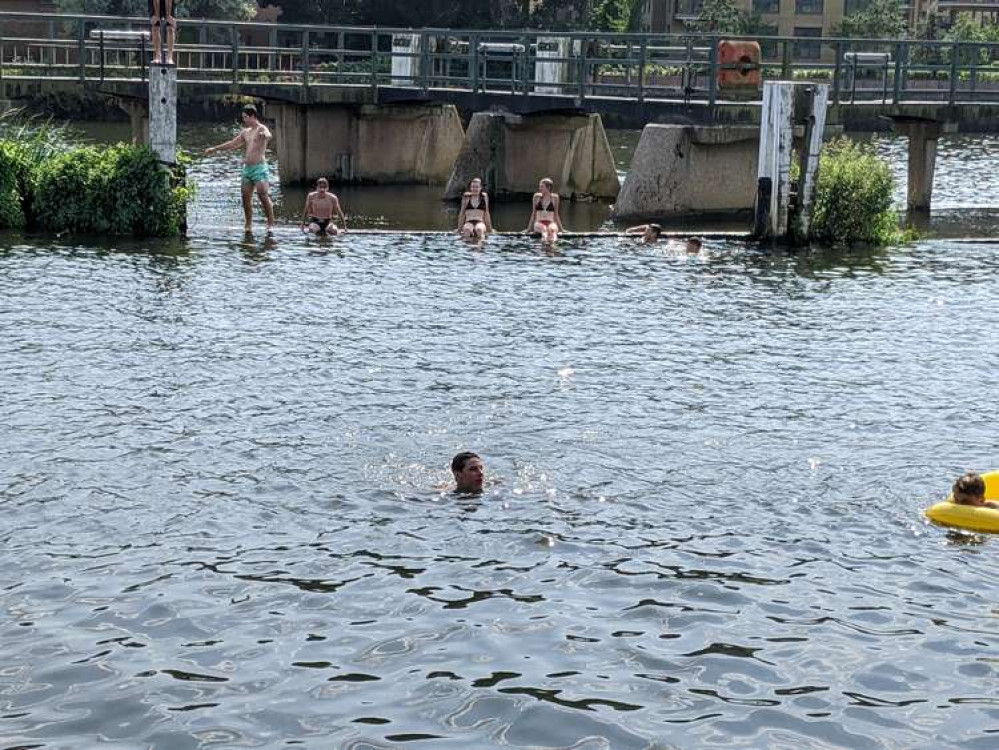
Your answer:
[241,162,270,185]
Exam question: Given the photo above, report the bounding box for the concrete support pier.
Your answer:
[613,125,759,220]
[892,118,949,215]
[444,112,619,201]
[272,103,464,186]
[148,64,177,164]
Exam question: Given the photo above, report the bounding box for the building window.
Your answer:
[753,0,780,13]
[844,0,871,14]
[794,27,822,61]
[757,24,779,61]
[795,0,823,14]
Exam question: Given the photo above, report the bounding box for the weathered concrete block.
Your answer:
[148,64,176,164]
[444,112,620,201]
[273,103,463,186]
[613,124,759,221]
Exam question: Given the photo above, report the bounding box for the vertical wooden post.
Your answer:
[794,84,829,241]
[231,25,239,87]
[302,29,310,95]
[77,20,86,82]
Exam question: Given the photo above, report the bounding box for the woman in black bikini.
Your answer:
[149,1,177,65]
[526,177,564,244]
[457,177,492,240]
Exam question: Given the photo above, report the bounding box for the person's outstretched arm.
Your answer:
[204,131,244,155]
[525,195,538,233]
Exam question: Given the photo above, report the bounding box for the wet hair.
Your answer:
[242,104,258,119]
[316,177,329,187]
[953,472,986,503]
[451,451,480,474]
[687,236,703,250]
[648,223,662,238]
[540,177,554,192]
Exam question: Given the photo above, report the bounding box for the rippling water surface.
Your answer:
[2,133,999,750]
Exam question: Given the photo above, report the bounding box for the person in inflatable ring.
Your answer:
[952,472,999,509]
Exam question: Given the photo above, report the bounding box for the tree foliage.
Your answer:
[836,0,907,39]
[692,0,751,34]
[54,0,258,19]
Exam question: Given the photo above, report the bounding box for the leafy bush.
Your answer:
[31,144,189,237]
[811,137,900,245]
[0,143,28,229]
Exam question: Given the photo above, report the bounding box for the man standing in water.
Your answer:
[204,105,275,233]
[451,452,485,495]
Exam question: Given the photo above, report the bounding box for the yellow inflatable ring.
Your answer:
[925,470,999,533]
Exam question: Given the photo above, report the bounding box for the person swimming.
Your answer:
[526,178,563,244]
[451,451,485,495]
[458,178,492,240]
[625,223,662,244]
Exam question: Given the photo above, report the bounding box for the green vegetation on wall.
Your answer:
[811,138,900,246]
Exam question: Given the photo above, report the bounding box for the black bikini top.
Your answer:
[535,195,555,211]
[465,193,488,212]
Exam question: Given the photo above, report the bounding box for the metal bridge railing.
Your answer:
[3,12,999,107]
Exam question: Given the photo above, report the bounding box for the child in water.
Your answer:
[952,472,999,509]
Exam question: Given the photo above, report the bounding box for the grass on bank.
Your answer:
[0,111,191,237]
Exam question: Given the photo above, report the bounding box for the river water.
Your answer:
[1,125,998,749]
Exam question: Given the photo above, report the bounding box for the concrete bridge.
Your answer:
[2,11,994,212]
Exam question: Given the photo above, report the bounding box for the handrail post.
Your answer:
[302,29,310,96]
[231,24,239,86]
[781,38,791,80]
[470,33,479,93]
[140,35,147,82]
[99,30,105,84]
[949,41,959,106]
[892,41,903,104]
[421,30,430,93]
[77,19,86,83]
[370,30,378,95]
[638,37,647,104]
[832,41,842,105]
[970,44,979,93]
[576,35,585,102]
[708,35,718,115]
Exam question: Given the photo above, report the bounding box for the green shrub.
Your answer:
[811,137,900,245]
[0,143,28,229]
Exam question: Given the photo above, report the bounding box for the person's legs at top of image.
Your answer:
[150,0,163,64]
[164,0,177,66]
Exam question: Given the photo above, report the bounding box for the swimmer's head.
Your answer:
[685,236,703,253]
[644,223,662,243]
[241,104,259,124]
[539,177,554,194]
[953,472,987,505]
[469,177,483,193]
[316,177,329,192]
[451,451,484,494]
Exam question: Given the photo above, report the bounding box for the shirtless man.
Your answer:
[300,177,346,236]
[204,104,275,232]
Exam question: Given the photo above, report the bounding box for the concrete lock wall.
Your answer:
[444,112,620,201]
[273,103,464,186]
[613,124,759,221]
